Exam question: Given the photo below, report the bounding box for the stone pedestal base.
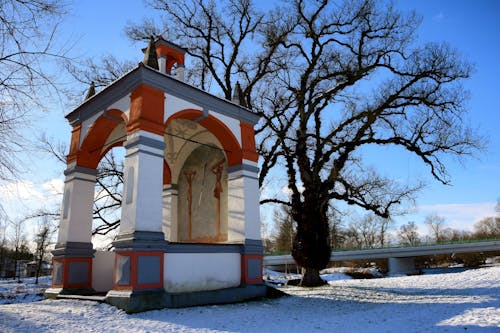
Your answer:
[105,284,267,313]
[44,287,96,299]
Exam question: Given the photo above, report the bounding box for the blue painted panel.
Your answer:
[247,258,261,279]
[137,256,160,285]
[68,261,89,284]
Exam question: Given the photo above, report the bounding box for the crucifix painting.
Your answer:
[211,159,225,237]
[184,170,196,240]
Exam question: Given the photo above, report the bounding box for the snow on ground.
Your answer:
[0,267,499,333]
[0,276,51,305]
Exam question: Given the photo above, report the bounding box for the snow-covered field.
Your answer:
[0,267,498,332]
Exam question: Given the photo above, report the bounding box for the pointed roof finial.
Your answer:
[84,81,95,101]
[143,36,159,70]
[232,81,247,107]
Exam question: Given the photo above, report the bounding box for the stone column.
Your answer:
[108,131,168,312]
[162,184,178,242]
[227,161,263,284]
[48,165,97,295]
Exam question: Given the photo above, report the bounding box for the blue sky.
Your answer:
[1,0,499,237]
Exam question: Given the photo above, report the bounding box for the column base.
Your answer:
[105,284,268,313]
[45,287,97,299]
[113,231,169,251]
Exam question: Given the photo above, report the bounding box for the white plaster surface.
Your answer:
[227,173,261,241]
[164,94,201,123]
[162,188,178,241]
[92,251,114,292]
[120,134,164,234]
[164,253,240,293]
[57,173,96,244]
[80,111,103,150]
[208,111,242,146]
[107,96,130,117]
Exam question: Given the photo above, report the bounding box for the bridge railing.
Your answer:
[264,237,500,256]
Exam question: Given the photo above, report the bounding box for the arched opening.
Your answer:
[73,111,127,293]
[165,109,242,167]
[90,146,125,293]
[163,116,231,243]
[92,146,125,249]
[77,109,128,169]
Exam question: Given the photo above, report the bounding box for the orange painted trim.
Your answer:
[165,109,203,126]
[156,44,185,70]
[241,254,263,284]
[76,109,127,169]
[113,251,164,291]
[240,122,259,162]
[165,109,243,166]
[66,125,82,164]
[127,84,165,136]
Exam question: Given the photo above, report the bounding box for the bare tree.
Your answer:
[273,205,295,253]
[33,216,55,283]
[424,214,447,242]
[92,152,124,237]
[124,0,482,286]
[345,214,391,248]
[0,0,68,180]
[257,0,481,286]
[10,219,27,282]
[0,209,8,276]
[37,136,125,239]
[125,0,293,105]
[328,205,346,249]
[473,217,500,238]
[398,221,420,246]
[64,55,135,100]
[378,217,393,247]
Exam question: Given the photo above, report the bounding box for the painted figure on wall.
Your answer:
[211,159,225,236]
[184,170,196,240]
[177,145,228,243]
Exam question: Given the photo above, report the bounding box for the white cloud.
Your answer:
[0,180,44,200]
[0,178,64,222]
[42,178,64,196]
[412,202,496,231]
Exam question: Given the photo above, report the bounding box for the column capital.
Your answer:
[124,131,165,159]
[64,165,98,178]
[227,163,259,180]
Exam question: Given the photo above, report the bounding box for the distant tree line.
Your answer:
[266,203,500,254]
[0,214,54,282]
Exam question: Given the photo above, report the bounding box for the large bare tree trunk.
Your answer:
[301,267,326,287]
[291,195,330,287]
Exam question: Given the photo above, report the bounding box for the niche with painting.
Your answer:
[177,145,228,243]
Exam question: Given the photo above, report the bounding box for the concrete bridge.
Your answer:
[263,240,500,274]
